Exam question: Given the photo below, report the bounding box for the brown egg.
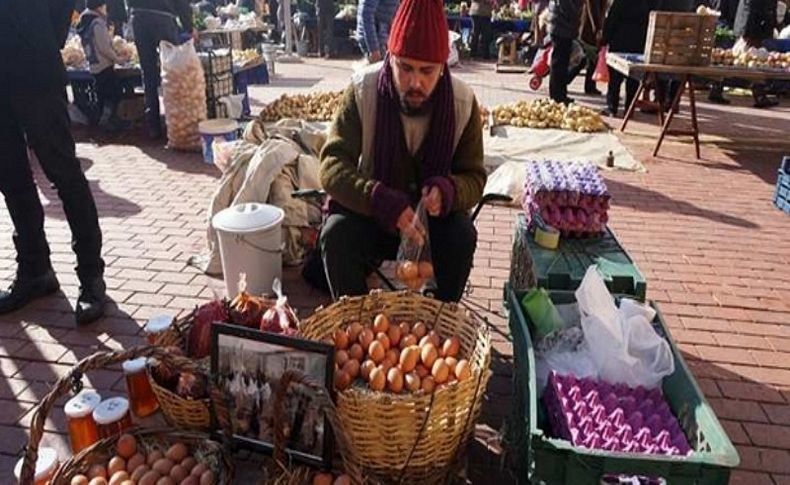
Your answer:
[342,359,360,379]
[399,334,418,350]
[334,475,352,485]
[199,469,216,485]
[398,321,411,336]
[335,369,351,390]
[347,322,363,343]
[358,328,375,349]
[130,465,150,482]
[387,367,404,393]
[399,345,420,373]
[138,470,161,485]
[405,372,421,392]
[401,261,419,280]
[375,332,391,351]
[312,473,333,485]
[387,325,402,347]
[412,321,428,339]
[116,434,137,459]
[72,476,90,485]
[455,359,472,381]
[421,376,436,393]
[119,481,134,485]
[444,356,458,372]
[333,329,349,350]
[88,464,108,479]
[442,337,460,358]
[368,340,385,363]
[88,478,108,485]
[335,350,349,368]
[108,456,126,476]
[384,348,400,367]
[181,457,197,471]
[348,343,364,361]
[156,477,176,485]
[126,453,145,473]
[152,458,174,476]
[428,330,442,348]
[191,463,208,477]
[181,477,199,485]
[422,342,440,367]
[415,363,430,379]
[418,262,434,279]
[369,367,386,391]
[165,442,188,463]
[170,464,188,482]
[432,359,450,384]
[360,359,376,381]
[109,471,129,485]
[373,313,390,334]
[146,450,164,467]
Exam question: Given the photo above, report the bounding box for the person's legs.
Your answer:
[549,36,572,103]
[752,83,779,108]
[320,209,398,300]
[605,70,624,115]
[480,16,493,60]
[708,81,730,104]
[427,212,477,302]
[470,15,483,58]
[316,0,334,57]
[584,54,600,94]
[624,77,639,113]
[94,67,124,127]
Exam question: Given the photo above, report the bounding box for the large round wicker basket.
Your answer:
[299,290,492,483]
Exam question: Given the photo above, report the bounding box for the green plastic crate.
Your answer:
[509,214,647,300]
[505,285,739,484]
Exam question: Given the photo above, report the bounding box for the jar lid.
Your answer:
[144,315,173,335]
[14,447,58,482]
[122,357,147,374]
[64,389,102,419]
[92,397,130,425]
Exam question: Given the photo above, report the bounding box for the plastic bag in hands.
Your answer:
[395,203,435,292]
[575,266,674,389]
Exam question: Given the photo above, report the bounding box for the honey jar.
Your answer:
[93,397,132,439]
[123,357,159,417]
[144,315,174,345]
[64,389,101,453]
[14,447,58,485]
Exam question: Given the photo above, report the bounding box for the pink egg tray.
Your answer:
[543,372,692,456]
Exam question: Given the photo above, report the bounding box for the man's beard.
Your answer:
[399,90,431,116]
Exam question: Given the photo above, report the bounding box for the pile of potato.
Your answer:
[258,92,343,122]
[712,47,790,70]
[491,99,606,133]
[232,48,261,67]
[62,36,87,68]
[161,46,207,151]
[69,434,216,485]
[332,314,472,394]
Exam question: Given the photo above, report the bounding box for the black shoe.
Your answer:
[708,94,731,105]
[75,277,107,325]
[600,108,616,117]
[585,88,602,96]
[754,96,779,109]
[0,269,60,315]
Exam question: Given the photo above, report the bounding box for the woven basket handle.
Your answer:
[20,345,211,484]
[270,370,364,484]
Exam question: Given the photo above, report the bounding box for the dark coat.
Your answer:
[580,0,607,45]
[0,0,73,94]
[706,0,739,26]
[734,0,778,41]
[107,0,128,22]
[548,0,584,39]
[603,0,651,52]
[654,0,695,11]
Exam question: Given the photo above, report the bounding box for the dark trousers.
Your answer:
[549,35,573,103]
[131,10,179,131]
[94,67,123,118]
[471,15,493,59]
[584,55,597,93]
[320,208,477,302]
[316,0,334,57]
[0,91,104,281]
[607,69,639,115]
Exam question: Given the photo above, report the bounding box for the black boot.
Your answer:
[0,269,60,314]
[75,277,107,325]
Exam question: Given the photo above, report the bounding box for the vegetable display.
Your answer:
[161,41,207,151]
[331,314,471,394]
[231,48,261,67]
[492,99,607,133]
[62,36,87,68]
[522,160,610,237]
[258,91,344,122]
[543,372,692,456]
[711,47,790,70]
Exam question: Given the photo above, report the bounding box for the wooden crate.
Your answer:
[644,11,718,66]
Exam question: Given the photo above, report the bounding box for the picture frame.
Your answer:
[210,323,335,468]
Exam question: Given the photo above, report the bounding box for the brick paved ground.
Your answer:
[1,58,789,483]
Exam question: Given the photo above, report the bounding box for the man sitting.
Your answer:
[319,0,486,303]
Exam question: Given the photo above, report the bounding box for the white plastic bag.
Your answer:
[575,266,674,389]
[160,40,207,151]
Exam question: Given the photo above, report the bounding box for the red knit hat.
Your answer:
[387,0,450,64]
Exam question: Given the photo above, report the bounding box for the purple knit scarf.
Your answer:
[373,55,456,188]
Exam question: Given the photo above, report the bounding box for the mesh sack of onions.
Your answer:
[160,40,207,151]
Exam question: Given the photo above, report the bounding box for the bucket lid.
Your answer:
[64,389,102,419]
[199,118,238,135]
[93,397,130,425]
[14,447,58,482]
[212,203,285,234]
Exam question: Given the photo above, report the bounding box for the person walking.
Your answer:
[356,0,399,63]
[128,0,195,139]
[547,0,583,103]
[317,0,335,57]
[0,0,107,324]
[579,0,607,95]
[600,0,651,116]
[470,0,495,59]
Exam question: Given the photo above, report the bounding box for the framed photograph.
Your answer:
[210,323,335,468]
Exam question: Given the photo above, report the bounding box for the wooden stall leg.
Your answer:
[652,75,687,157]
[620,77,646,132]
[687,77,701,159]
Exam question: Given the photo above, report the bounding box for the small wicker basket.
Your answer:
[299,290,492,483]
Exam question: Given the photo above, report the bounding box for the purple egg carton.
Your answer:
[542,372,692,457]
[523,161,611,201]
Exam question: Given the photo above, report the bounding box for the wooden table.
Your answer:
[606,52,790,158]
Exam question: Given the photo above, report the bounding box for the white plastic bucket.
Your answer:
[199,119,238,165]
[212,202,285,297]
